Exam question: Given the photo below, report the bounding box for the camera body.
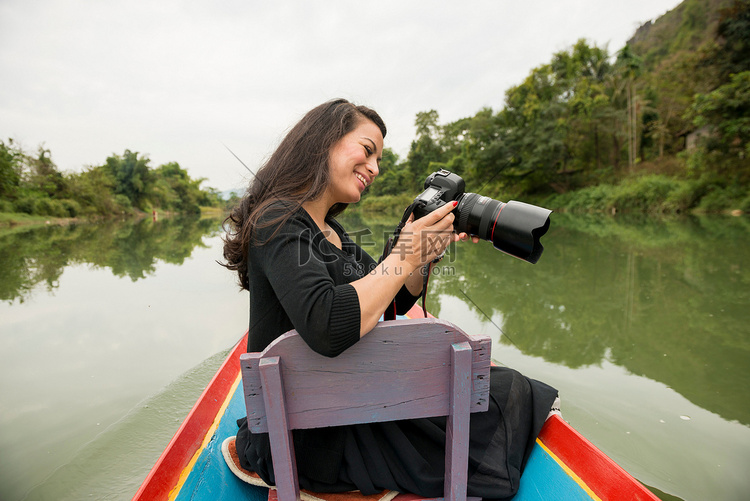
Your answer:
[412,169,465,216]
[412,169,551,264]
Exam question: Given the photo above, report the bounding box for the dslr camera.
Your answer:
[412,169,551,264]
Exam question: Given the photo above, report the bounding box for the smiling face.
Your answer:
[324,118,383,205]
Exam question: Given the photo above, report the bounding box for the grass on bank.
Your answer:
[0,206,228,229]
[355,173,749,218]
[0,212,72,227]
[541,174,750,215]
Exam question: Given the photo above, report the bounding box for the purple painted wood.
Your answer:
[240,352,263,431]
[259,356,300,501]
[445,342,471,501]
[238,318,492,501]
[240,318,490,434]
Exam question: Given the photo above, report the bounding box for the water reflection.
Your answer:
[0,215,220,303]
[0,216,246,501]
[1,211,748,500]
[340,212,750,426]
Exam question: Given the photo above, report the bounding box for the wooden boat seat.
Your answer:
[239,318,491,501]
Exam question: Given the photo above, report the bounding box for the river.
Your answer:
[0,212,748,500]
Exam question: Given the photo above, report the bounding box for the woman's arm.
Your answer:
[350,201,459,336]
[401,229,479,296]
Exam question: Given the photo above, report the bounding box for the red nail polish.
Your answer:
[452,201,458,207]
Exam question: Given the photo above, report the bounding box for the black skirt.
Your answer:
[236,366,558,500]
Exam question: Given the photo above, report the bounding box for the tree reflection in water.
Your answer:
[340,211,750,427]
[0,216,221,304]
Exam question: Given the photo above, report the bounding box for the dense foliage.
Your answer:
[0,141,222,218]
[2,1,746,218]
[364,0,750,214]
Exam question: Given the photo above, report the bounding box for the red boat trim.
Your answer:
[537,415,659,501]
[132,332,249,501]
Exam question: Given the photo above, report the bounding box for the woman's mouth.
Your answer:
[354,173,369,189]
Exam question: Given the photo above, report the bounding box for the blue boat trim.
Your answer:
[174,377,267,501]
[513,442,594,500]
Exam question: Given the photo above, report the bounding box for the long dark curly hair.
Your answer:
[221,98,387,290]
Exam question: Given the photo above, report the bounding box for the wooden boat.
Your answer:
[133,308,659,501]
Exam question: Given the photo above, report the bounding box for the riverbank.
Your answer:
[0,212,76,228]
[358,172,748,218]
[540,174,749,216]
[0,206,226,230]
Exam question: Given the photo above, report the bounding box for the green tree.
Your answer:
[645,49,712,159]
[714,0,750,80]
[553,40,614,175]
[405,110,446,183]
[152,162,203,213]
[440,108,501,182]
[499,63,569,193]
[104,150,152,209]
[689,71,750,181]
[27,146,67,197]
[0,139,21,201]
[66,166,122,215]
[198,186,223,207]
[367,148,409,196]
[616,45,643,169]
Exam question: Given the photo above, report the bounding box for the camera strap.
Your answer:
[378,200,432,320]
[378,201,419,263]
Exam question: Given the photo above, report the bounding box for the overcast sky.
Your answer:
[1,0,682,192]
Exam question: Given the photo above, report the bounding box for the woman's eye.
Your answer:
[364,146,372,155]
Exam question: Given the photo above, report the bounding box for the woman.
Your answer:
[223,99,558,499]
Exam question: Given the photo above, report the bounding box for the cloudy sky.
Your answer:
[1,0,681,192]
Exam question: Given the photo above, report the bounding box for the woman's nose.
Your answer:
[368,158,379,177]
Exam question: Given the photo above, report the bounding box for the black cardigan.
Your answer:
[239,205,419,484]
[246,205,418,355]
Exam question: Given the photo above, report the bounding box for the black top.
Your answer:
[246,204,418,355]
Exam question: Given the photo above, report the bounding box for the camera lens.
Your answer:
[455,194,551,264]
[455,193,502,239]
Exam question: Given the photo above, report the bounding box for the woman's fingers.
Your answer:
[412,201,456,229]
[454,232,481,243]
[392,202,465,267]
[393,203,485,269]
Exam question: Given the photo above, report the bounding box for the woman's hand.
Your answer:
[395,201,458,268]
[399,202,480,295]
[395,202,481,268]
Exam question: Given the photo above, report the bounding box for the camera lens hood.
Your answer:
[491,201,551,264]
